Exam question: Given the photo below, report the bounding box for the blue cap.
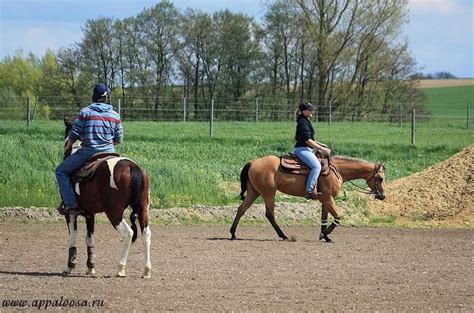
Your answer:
[92,83,110,102]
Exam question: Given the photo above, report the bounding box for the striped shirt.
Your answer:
[69,103,123,152]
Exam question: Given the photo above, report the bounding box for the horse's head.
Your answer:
[367,163,386,200]
[63,115,81,159]
[64,115,73,139]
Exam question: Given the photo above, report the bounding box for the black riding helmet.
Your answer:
[298,102,314,111]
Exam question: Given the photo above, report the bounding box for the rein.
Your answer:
[347,166,384,197]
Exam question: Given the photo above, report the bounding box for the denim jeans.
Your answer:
[294,146,321,193]
[55,148,98,207]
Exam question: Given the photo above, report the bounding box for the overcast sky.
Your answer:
[1,0,472,78]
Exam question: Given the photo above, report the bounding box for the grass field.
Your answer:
[423,85,474,117]
[0,119,472,210]
[0,83,472,227]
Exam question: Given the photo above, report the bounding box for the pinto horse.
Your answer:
[61,117,152,278]
[230,155,385,242]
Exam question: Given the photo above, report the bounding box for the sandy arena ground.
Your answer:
[0,223,472,311]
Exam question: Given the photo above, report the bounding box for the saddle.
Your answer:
[279,153,332,176]
[73,152,120,183]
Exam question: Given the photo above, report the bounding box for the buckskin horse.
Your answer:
[230,154,385,242]
[61,116,152,278]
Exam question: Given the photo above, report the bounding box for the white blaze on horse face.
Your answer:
[106,157,135,190]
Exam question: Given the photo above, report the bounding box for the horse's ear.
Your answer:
[63,115,72,126]
[379,163,385,171]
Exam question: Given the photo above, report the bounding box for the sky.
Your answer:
[0,0,473,78]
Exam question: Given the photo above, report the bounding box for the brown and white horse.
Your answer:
[62,117,152,278]
[230,155,386,242]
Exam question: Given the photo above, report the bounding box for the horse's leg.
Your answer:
[319,204,332,243]
[230,184,259,240]
[114,218,133,277]
[85,214,96,276]
[263,194,288,240]
[320,197,340,242]
[141,225,152,279]
[63,213,78,275]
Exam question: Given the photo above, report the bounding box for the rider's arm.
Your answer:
[305,139,331,155]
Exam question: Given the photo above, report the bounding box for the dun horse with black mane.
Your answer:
[61,117,152,278]
[230,154,386,242]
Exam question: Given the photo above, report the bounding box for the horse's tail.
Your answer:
[129,164,148,243]
[240,162,252,201]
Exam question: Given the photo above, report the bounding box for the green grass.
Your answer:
[0,119,472,210]
[423,86,474,117]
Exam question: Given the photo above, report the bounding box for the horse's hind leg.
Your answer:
[230,184,259,240]
[114,218,133,277]
[263,194,288,240]
[85,214,96,276]
[63,213,78,276]
[141,225,152,278]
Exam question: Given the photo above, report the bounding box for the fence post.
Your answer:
[26,96,31,127]
[209,99,214,137]
[329,99,332,126]
[467,105,471,129]
[118,98,121,116]
[183,97,187,123]
[256,97,259,123]
[411,108,416,145]
[399,103,403,127]
[31,97,39,123]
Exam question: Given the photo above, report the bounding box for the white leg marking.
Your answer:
[141,226,152,278]
[68,216,77,248]
[64,215,77,274]
[86,233,95,247]
[74,182,80,195]
[116,219,133,277]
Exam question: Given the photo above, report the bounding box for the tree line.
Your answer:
[0,0,429,121]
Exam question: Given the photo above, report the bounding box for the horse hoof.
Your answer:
[62,268,73,276]
[116,271,126,278]
[319,233,333,243]
[230,235,237,241]
[141,267,151,279]
[86,268,96,276]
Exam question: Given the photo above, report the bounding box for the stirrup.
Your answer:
[305,189,321,200]
[57,202,84,215]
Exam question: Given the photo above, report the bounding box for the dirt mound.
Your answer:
[369,145,474,227]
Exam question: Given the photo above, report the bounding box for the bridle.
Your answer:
[347,165,385,198]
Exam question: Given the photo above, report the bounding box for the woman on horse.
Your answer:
[294,102,331,200]
[55,83,123,215]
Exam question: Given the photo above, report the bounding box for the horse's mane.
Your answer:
[332,155,372,164]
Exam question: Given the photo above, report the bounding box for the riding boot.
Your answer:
[57,201,68,215]
[305,187,321,200]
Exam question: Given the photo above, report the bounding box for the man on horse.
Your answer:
[55,83,123,215]
[294,102,331,200]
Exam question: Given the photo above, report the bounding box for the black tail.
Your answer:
[129,165,144,243]
[240,162,251,201]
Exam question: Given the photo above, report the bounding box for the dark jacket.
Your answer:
[294,114,315,147]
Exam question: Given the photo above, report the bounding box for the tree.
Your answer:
[80,17,118,88]
[136,1,181,118]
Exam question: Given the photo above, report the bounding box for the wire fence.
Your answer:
[0,96,472,132]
